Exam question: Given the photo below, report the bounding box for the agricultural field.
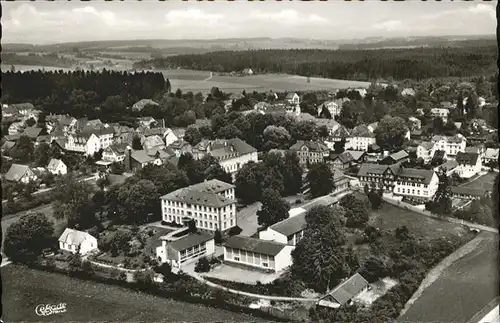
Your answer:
[398,232,499,323]
[459,171,497,192]
[1,265,269,322]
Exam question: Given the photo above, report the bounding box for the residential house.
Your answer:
[193,138,258,178]
[345,125,376,151]
[1,140,16,154]
[357,163,439,200]
[259,212,306,246]
[331,152,354,170]
[430,108,450,122]
[58,228,98,255]
[65,133,100,156]
[112,125,134,144]
[434,159,459,176]
[168,139,193,157]
[289,140,329,167]
[314,118,340,137]
[317,100,345,118]
[344,150,367,165]
[253,101,271,112]
[331,169,351,195]
[380,150,409,165]
[46,114,77,133]
[465,145,485,163]
[132,99,159,112]
[123,147,162,172]
[367,122,378,133]
[417,141,436,163]
[242,68,254,75]
[431,134,466,157]
[285,92,300,105]
[160,179,237,232]
[408,116,422,130]
[86,127,114,150]
[325,125,351,150]
[141,135,165,151]
[317,273,369,308]
[223,236,294,273]
[47,158,67,175]
[22,127,43,140]
[484,148,499,164]
[455,152,482,179]
[101,143,127,163]
[164,128,179,146]
[450,186,488,200]
[401,88,416,97]
[137,117,157,128]
[2,105,22,118]
[4,164,38,183]
[156,228,215,269]
[8,122,25,136]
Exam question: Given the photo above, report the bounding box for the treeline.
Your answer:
[134,46,498,80]
[1,70,166,119]
[1,53,76,68]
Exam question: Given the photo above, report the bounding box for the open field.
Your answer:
[459,171,497,192]
[2,265,269,322]
[368,200,472,240]
[398,232,499,323]
[2,64,370,94]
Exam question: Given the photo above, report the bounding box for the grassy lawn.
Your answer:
[460,172,497,192]
[1,265,266,322]
[398,232,499,323]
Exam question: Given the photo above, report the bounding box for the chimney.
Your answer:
[125,146,132,172]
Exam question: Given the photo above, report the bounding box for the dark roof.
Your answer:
[224,236,288,257]
[160,180,235,208]
[450,186,487,196]
[322,273,369,306]
[1,140,16,151]
[456,152,479,166]
[168,232,214,252]
[4,164,33,182]
[290,140,328,152]
[269,213,307,237]
[432,149,446,159]
[436,159,459,170]
[396,168,435,184]
[188,179,235,194]
[420,141,434,150]
[351,125,374,138]
[331,125,350,138]
[335,152,354,164]
[22,127,43,139]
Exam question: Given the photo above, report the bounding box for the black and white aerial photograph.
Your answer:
[1,1,498,322]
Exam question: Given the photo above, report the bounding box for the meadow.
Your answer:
[1,265,269,322]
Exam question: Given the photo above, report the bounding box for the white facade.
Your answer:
[156,237,215,268]
[431,135,466,157]
[345,137,376,151]
[219,151,259,178]
[47,159,67,175]
[393,172,439,200]
[65,133,101,156]
[224,244,294,272]
[259,228,288,245]
[8,122,25,135]
[102,147,125,163]
[456,156,482,179]
[58,228,98,255]
[318,101,341,118]
[286,93,300,105]
[417,144,434,163]
[96,132,114,150]
[164,129,179,147]
[431,108,450,122]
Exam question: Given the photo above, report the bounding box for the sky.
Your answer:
[1,1,497,44]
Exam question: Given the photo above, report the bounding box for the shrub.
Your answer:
[194,257,211,273]
[295,199,302,204]
[228,226,242,236]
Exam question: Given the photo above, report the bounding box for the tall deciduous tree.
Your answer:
[4,212,54,264]
[184,125,202,146]
[291,206,357,292]
[307,163,333,198]
[257,188,290,228]
[10,135,34,163]
[34,142,51,167]
[116,179,160,225]
[374,115,408,151]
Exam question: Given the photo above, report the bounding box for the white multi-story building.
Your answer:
[65,133,101,156]
[417,141,436,163]
[223,236,294,273]
[393,168,439,201]
[193,138,258,179]
[156,229,215,269]
[289,140,329,167]
[160,179,237,232]
[431,134,467,157]
[455,152,482,179]
[345,125,376,151]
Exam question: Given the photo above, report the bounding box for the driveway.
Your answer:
[202,263,285,284]
[236,202,261,237]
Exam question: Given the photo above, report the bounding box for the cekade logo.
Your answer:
[35,303,67,316]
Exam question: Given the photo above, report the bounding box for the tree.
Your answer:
[282,152,303,196]
[367,188,383,210]
[34,142,51,167]
[4,212,54,264]
[132,135,143,150]
[194,257,211,273]
[25,117,36,127]
[493,174,499,224]
[101,230,133,256]
[165,78,172,93]
[134,269,154,288]
[178,153,204,184]
[116,179,160,225]
[291,206,357,292]
[184,125,202,146]
[425,172,452,215]
[340,194,369,228]
[68,247,83,272]
[307,163,333,198]
[214,229,223,244]
[10,135,34,163]
[257,188,290,228]
[360,256,390,283]
[262,125,291,150]
[374,115,408,151]
[235,161,266,204]
[188,219,197,233]
[334,138,346,154]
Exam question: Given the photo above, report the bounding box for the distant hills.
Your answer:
[2,35,495,54]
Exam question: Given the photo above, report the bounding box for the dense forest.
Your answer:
[134,46,498,81]
[1,70,166,120]
[1,53,77,68]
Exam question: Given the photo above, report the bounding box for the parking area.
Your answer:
[201,263,285,284]
[236,202,261,237]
